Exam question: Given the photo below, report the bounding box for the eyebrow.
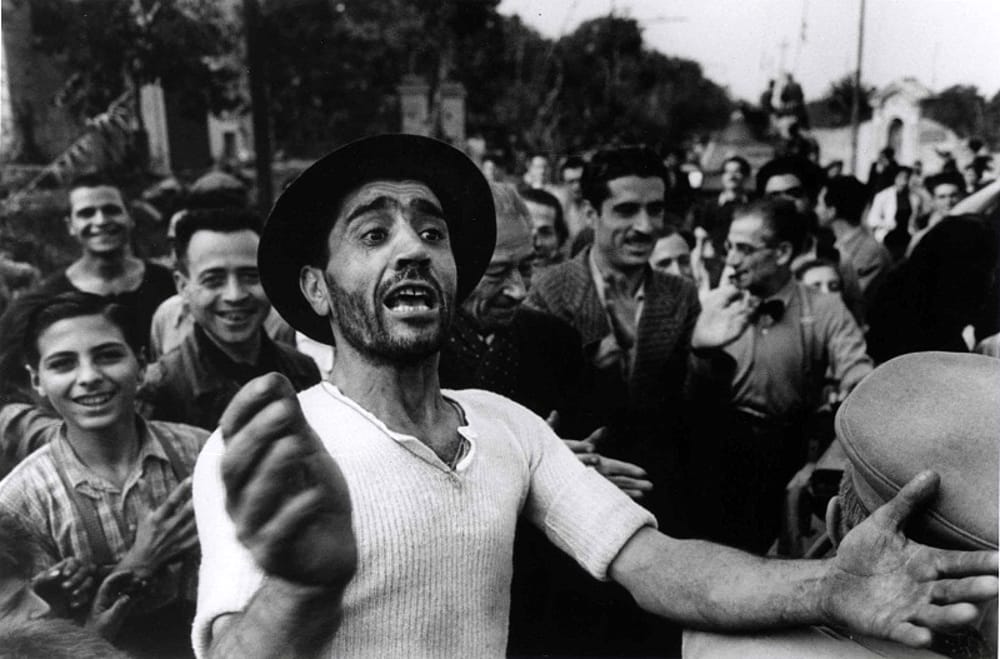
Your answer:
[345,196,444,224]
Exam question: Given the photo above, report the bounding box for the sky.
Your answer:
[497,0,1000,103]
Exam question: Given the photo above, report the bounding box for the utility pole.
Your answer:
[849,0,866,175]
[243,0,273,213]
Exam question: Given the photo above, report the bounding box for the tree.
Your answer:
[922,85,990,142]
[817,73,874,127]
[29,0,238,120]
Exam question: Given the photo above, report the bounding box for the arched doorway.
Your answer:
[887,117,903,155]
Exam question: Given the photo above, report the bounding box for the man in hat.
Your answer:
[685,351,999,658]
[191,135,998,659]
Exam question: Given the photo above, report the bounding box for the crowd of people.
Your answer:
[0,129,997,659]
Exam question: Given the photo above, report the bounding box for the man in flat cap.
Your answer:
[190,135,998,658]
[685,350,999,658]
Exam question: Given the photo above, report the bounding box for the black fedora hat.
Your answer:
[259,134,496,345]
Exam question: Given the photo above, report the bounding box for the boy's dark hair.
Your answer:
[821,176,868,225]
[22,292,139,367]
[172,207,263,274]
[925,171,967,195]
[756,155,822,199]
[582,146,667,211]
[67,173,120,195]
[723,155,751,178]
[560,155,586,174]
[518,188,568,246]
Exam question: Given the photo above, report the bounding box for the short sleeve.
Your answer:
[518,410,656,580]
[191,431,265,659]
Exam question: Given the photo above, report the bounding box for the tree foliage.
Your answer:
[29,0,238,120]
[260,5,732,158]
[818,73,874,127]
[922,85,999,146]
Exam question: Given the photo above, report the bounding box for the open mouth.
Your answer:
[73,392,115,407]
[84,225,124,238]
[383,282,438,314]
[217,309,254,324]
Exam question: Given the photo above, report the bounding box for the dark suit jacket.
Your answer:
[438,307,586,427]
[526,248,700,423]
[522,249,701,656]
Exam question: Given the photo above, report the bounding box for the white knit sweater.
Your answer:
[192,383,654,658]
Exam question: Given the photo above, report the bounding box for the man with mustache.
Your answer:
[137,208,319,430]
[191,135,998,659]
[523,146,754,654]
[28,175,176,358]
[688,197,872,554]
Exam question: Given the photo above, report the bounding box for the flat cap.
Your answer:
[836,351,999,550]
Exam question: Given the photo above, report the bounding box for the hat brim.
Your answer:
[259,134,496,345]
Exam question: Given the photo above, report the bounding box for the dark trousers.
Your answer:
[692,410,805,555]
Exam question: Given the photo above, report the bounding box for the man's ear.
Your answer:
[825,496,844,548]
[173,269,188,296]
[775,241,794,267]
[300,266,331,317]
[26,364,44,399]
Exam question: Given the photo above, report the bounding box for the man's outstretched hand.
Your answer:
[219,373,357,590]
[822,470,999,647]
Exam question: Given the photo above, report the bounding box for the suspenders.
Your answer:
[50,424,190,569]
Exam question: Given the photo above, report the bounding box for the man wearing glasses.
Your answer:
[688,197,872,555]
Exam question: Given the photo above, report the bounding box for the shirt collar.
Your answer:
[765,276,798,307]
[52,416,168,490]
[194,323,276,380]
[587,247,648,308]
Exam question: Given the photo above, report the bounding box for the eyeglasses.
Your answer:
[766,185,807,200]
[724,240,774,257]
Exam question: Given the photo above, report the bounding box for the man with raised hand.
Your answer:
[192,135,998,659]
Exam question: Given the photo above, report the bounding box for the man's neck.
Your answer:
[65,417,140,486]
[719,188,743,204]
[752,269,793,300]
[203,327,263,365]
[591,248,645,296]
[76,249,133,277]
[329,345,457,454]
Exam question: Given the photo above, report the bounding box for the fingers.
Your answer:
[596,456,647,479]
[94,571,135,609]
[219,373,298,440]
[563,439,594,455]
[870,470,939,531]
[221,395,307,498]
[231,436,309,542]
[582,426,609,448]
[887,622,933,648]
[910,602,982,632]
[546,410,560,430]
[607,476,653,496]
[932,548,1000,579]
[156,477,192,519]
[930,575,999,604]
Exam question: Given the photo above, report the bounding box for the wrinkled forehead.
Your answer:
[335,179,443,222]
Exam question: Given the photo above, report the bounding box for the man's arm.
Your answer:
[200,374,357,658]
[208,579,347,658]
[610,471,998,647]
